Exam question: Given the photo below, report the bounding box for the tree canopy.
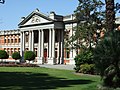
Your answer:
[68,0,105,52]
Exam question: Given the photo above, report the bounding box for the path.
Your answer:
[39,64,75,70]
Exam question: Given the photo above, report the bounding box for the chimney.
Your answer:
[49,11,55,19]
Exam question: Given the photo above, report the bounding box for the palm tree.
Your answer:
[94,30,120,87]
[105,0,115,31]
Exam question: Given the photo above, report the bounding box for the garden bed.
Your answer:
[0,63,39,67]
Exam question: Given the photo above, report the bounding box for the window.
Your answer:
[4,39,6,43]
[15,39,17,43]
[66,48,70,58]
[8,39,10,43]
[11,39,13,43]
[26,35,29,42]
[19,38,20,43]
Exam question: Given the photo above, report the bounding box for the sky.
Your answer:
[0,0,120,30]
[0,0,79,30]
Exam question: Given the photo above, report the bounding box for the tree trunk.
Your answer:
[105,0,115,31]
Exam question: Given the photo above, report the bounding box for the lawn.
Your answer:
[0,67,101,90]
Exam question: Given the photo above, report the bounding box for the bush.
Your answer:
[74,50,94,73]
[80,64,95,74]
[24,51,35,62]
[0,50,9,59]
[12,52,21,60]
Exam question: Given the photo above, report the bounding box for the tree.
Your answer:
[68,0,105,52]
[0,50,9,63]
[105,0,115,31]
[94,30,120,88]
[12,52,21,64]
[24,51,35,63]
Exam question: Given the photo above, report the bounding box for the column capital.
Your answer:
[41,29,43,31]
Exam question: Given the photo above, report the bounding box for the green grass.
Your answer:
[0,67,101,90]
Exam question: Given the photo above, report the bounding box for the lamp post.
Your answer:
[0,0,5,4]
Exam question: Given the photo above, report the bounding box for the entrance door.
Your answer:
[44,49,47,63]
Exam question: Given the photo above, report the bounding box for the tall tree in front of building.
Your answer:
[69,0,105,52]
[105,0,115,31]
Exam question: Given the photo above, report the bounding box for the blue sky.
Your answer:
[0,0,120,30]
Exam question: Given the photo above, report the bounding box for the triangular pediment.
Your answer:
[18,9,53,26]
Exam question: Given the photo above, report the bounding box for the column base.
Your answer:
[56,57,60,64]
[36,57,44,64]
[60,57,64,64]
[47,57,56,64]
[69,58,75,65]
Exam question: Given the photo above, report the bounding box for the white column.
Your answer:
[49,29,52,58]
[23,31,25,52]
[31,30,34,51]
[37,30,43,64]
[48,28,55,64]
[38,30,41,57]
[41,29,44,58]
[57,30,61,64]
[20,31,25,62]
[20,32,23,56]
[52,29,55,58]
[29,31,32,51]
[60,30,64,64]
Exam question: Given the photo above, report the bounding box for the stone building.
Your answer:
[1,9,120,64]
[0,9,77,64]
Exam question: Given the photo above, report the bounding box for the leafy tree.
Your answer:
[94,30,120,88]
[68,0,105,52]
[12,52,21,64]
[24,51,35,63]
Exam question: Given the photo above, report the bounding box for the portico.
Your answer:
[19,9,64,64]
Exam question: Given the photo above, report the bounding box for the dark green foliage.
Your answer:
[68,0,105,50]
[0,50,9,59]
[94,30,120,88]
[24,51,35,61]
[74,50,94,73]
[12,52,21,60]
[80,64,95,74]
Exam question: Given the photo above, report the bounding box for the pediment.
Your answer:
[18,10,53,26]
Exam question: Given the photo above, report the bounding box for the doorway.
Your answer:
[44,49,47,63]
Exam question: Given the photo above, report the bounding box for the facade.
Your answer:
[1,9,120,65]
[0,9,77,64]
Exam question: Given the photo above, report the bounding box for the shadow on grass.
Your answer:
[0,72,94,90]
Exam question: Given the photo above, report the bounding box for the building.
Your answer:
[0,9,77,64]
[1,9,120,65]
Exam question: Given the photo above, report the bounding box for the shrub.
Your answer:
[0,50,9,59]
[12,52,21,64]
[12,52,21,60]
[24,51,35,62]
[74,50,94,73]
[80,64,95,74]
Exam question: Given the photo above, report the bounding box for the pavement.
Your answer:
[39,64,75,70]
